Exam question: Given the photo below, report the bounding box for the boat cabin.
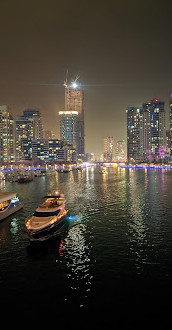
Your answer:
[0,192,16,212]
[40,197,64,208]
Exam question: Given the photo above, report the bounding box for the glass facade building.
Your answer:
[127,107,142,163]
[143,99,166,159]
[127,99,166,163]
[59,111,79,155]
[0,105,15,164]
[15,109,43,161]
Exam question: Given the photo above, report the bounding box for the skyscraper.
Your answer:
[143,99,166,159]
[127,99,166,163]
[64,80,85,159]
[0,105,15,164]
[140,106,151,161]
[59,111,79,154]
[23,109,43,140]
[103,136,114,162]
[15,115,33,161]
[116,140,125,161]
[126,107,142,163]
[169,93,172,155]
[15,109,43,161]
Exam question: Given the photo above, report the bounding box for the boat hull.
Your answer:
[27,215,68,242]
[0,202,23,221]
[18,177,33,183]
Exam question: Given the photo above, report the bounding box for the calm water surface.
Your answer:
[1,167,172,325]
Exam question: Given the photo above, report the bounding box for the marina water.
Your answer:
[0,166,172,325]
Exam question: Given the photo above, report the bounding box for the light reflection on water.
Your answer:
[1,168,172,322]
[59,223,93,307]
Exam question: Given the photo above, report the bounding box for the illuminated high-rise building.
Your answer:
[15,115,33,161]
[15,109,43,161]
[64,79,85,159]
[103,136,114,162]
[23,109,43,140]
[48,139,64,162]
[169,93,172,155]
[59,111,79,155]
[140,105,151,161]
[116,140,125,161]
[0,105,15,164]
[127,100,166,163]
[32,140,49,161]
[143,99,166,158]
[126,107,142,163]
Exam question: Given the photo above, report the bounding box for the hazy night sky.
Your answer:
[0,0,172,156]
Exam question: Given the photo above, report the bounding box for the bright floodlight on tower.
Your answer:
[72,82,77,88]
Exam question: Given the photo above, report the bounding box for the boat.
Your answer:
[5,170,20,182]
[18,176,33,183]
[0,192,23,221]
[17,170,34,183]
[25,191,68,241]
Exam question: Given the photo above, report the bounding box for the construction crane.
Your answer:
[64,71,80,89]
[71,74,80,88]
[64,69,68,88]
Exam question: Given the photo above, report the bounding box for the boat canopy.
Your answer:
[0,192,16,204]
[33,209,61,217]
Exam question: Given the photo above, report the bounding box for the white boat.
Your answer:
[26,191,68,241]
[0,192,23,221]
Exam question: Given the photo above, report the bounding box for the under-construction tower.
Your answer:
[64,76,85,159]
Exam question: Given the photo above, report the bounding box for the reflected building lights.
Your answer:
[59,223,92,306]
[128,171,148,273]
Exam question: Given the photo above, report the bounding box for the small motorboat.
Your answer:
[0,192,23,221]
[25,191,68,241]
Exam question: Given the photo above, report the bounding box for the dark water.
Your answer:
[1,167,172,325]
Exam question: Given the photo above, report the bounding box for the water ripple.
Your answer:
[1,168,172,317]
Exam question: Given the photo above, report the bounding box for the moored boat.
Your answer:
[0,192,23,221]
[25,191,68,241]
[17,170,34,183]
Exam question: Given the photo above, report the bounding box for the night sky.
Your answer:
[0,0,172,156]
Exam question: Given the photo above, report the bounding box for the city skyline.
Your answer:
[1,1,172,324]
[0,0,172,155]
[1,84,171,161]
[1,76,172,156]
